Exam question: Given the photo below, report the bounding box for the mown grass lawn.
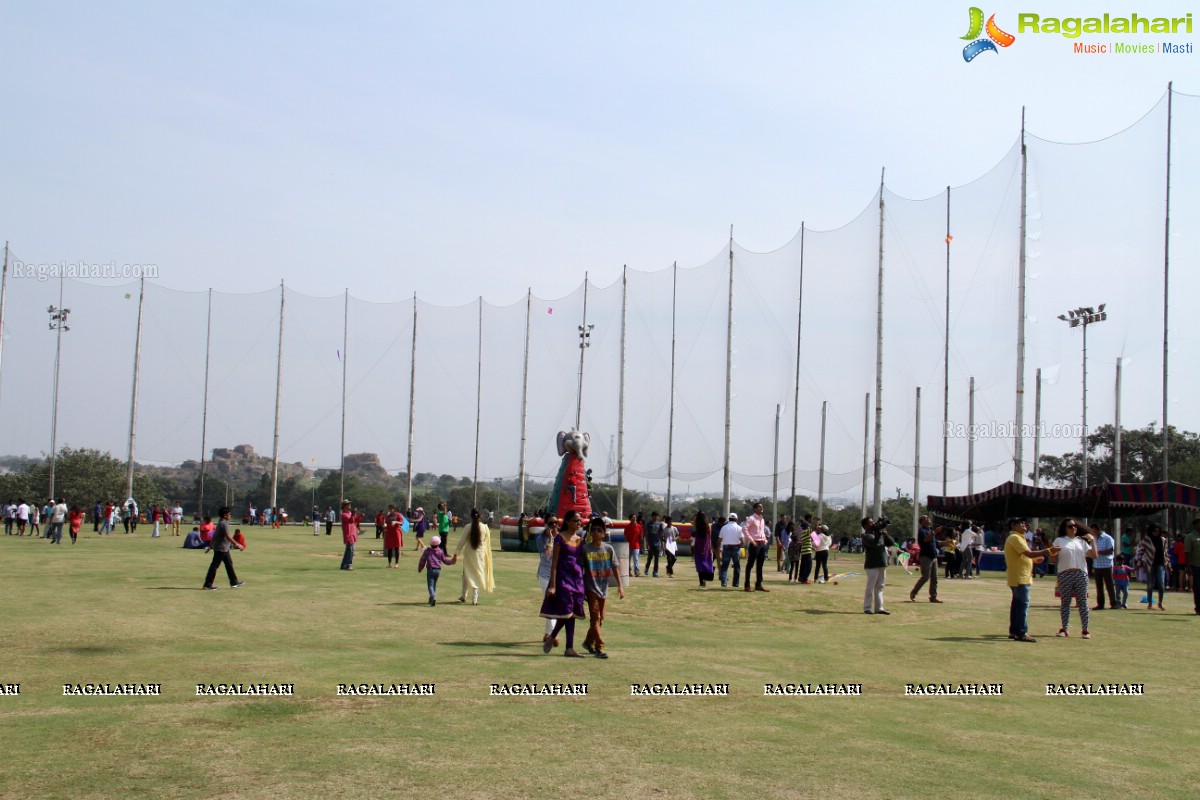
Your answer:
[1,527,1195,800]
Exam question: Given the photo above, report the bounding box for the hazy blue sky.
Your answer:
[2,1,1190,302]
[0,1,1195,502]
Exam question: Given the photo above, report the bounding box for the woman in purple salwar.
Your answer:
[692,511,715,587]
[540,509,587,657]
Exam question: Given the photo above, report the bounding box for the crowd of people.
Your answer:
[10,491,1200,653]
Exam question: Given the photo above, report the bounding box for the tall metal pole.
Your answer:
[270,280,285,508]
[860,392,870,514]
[198,289,213,516]
[48,271,68,498]
[1033,369,1042,488]
[817,400,827,519]
[518,288,531,515]
[1015,108,1028,485]
[666,263,678,516]
[873,169,885,517]
[771,403,780,526]
[0,243,9,410]
[723,226,734,516]
[472,296,483,508]
[339,289,349,503]
[1032,368,1042,532]
[1115,359,1123,482]
[125,277,146,501]
[1082,320,1089,487]
[1060,306,1107,487]
[968,377,975,495]
[912,387,921,538]
[1162,81,1173,483]
[790,223,805,520]
[575,273,590,431]
[1115,358,1123,535]
[942,187,951,495]
[616,268,627,519]
[405,293,417,510]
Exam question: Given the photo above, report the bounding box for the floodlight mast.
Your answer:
[1060,303,1108,487]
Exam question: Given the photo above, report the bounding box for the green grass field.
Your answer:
[1,526,1196,800]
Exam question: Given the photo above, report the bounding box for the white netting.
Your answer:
[1,90,1197,508]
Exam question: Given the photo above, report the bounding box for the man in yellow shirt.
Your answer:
[1004,517,1058,642]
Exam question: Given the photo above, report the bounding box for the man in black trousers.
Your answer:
[203,506,244,590]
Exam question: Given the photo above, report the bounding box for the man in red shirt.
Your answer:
[340,501,360,571]
[624,514,643,577]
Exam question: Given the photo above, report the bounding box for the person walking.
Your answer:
[436,502,452,556]
[49,498,67,545]
[454,509,495,605]
[643,512,664,578]
[718,513,743,588]
[662,515,679,578]
[540,509,587,657]
[203,506,244,590]
[909,515,942,603]
[417,535,451,605]
[537,516,561,647]
[580,517,625,658]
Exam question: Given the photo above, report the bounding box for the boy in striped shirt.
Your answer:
[581,518,625,658]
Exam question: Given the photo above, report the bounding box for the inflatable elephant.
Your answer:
[548,429,591,520]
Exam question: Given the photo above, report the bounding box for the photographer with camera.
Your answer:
[862,516,895,615]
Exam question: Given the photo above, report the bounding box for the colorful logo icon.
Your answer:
[961,7,1015,61]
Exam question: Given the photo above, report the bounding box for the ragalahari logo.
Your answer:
[961,7,1016,61]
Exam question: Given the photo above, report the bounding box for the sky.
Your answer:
[0,1,1195,506]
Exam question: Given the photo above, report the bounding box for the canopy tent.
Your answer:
[927,480,1200,521]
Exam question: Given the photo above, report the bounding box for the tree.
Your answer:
[0,448,168,510]
[1034,424,1200,488]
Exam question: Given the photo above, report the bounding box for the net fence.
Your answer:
[1,90,1196,508]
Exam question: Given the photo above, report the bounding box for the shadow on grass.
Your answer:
[47,644,122,655]
[144,586,206,590]
[377,601,438,606]
[796,609,871,615]
[440,640,543,649]
[928,635,1011,643]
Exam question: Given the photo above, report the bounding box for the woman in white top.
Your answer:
[1051,519,1098,639]
[663,516,678,578]
[812,524,832,583]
